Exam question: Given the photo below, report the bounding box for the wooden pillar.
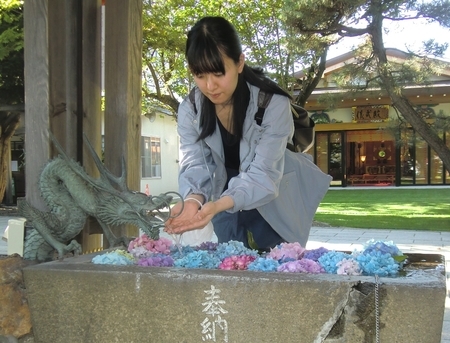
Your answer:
[80,0,103,252]
[3,140,13,205]
[81,0,102,171]
[104,0,142,239]
[24,0,103,250]
[24,0,52,212]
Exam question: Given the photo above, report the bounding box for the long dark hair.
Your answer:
[186,16,291,141]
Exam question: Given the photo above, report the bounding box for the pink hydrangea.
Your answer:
[277,258,325,273]
[336,258,362,275]
[218,255,257,270]
[128,234,173,258]
[268,242,305,261]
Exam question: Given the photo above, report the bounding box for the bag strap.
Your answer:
[189,87,197,114]
[255,90,273,125]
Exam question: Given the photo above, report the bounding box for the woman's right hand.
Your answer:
[164,200,202,234]
[164,195,234,235]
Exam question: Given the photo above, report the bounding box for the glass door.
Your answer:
[329,132,343,186]
[315,132,344,186]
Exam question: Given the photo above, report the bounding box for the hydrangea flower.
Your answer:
[277,258,325,274]
[248,257,280,272]
[137,254,174,267]
[268,242,305,262]
[356,250,400,276]
[218,255,256,270]
[363,240,401,257]
[195,242,218,252]
[214,241,258,260]
[127,246,151,259]
[170,245,196,259]
[304,247,330,262]
[174,250,220,269]
[128,234,173,258]
[318,251,352,274]
[336,258,362,275]
[92,250,135,265]
[92,238,405,277]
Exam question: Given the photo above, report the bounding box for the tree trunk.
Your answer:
[370,7,450,171]
[295,49,328,108]
[0,111,21,203]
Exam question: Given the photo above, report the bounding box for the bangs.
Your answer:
[186,38,226,76]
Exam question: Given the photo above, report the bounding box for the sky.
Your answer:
[327,19,450,61]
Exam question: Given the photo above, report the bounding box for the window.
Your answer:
[141,136,161,178]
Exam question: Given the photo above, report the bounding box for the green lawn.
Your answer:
[313,188,450,232]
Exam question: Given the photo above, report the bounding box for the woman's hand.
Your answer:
[164,200,200,234]
[164,202,215,234]
[164,196,234,235]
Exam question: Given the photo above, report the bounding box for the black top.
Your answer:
[217,118,240,170]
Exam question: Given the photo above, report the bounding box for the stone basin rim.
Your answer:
[22,250,446,286]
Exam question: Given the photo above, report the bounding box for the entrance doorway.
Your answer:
[315,131,344,186]
[315,130,396,187]
[346,130,396,186]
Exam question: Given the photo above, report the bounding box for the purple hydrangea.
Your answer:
[277,258,325,274]
[304,247,330,261]
[137,254,174,267]
[195,241,218,252]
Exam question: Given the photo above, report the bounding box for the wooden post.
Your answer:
[80,0,103,252]
[24,0,52,212]
[104,0,142,240]
[24,0,103,251]
[3,141,13,205]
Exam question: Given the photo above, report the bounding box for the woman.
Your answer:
[164,16,330,250]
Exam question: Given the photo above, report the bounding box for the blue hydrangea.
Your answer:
[356,250,400,276]
[214,241,258,260]
[318,251,351,274]
[173,250,220,269]
[363,240,401,257]
[92,251,135,265]
[170,245,196,259]
[247,257,280,272]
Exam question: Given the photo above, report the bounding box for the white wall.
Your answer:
[140,114,179,196]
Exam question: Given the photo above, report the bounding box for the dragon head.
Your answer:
[49,131,180,240]
[96,190,178,240]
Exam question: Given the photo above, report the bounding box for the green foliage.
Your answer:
[283,0,450,102]
[246,230,259,251]
[0,0,23,60]
[141,0,296,115]
[0,0,23,104]
[283,0,450,172]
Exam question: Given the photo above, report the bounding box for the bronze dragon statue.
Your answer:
[19,132,177,262]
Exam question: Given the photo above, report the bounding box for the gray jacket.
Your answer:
[177,84,331,246]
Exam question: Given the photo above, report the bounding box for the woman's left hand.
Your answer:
[164,202,217,234]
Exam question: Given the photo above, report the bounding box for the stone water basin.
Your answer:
[23,251,446,343]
